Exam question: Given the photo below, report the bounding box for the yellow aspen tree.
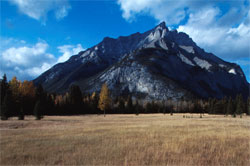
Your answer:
[9,76,21,101]
[98,83,111,117]
[91,91,96,100]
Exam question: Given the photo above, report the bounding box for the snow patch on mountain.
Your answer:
[145,23,168,45]
[178,54,194,66]
[90,51,95,58]
[193,57,212,70]
[80,50,90,58]
[179,45,195,54]
[147,31,161,42]
[229,68,236,75]
[219,64,225,68]
[159,40,168,50]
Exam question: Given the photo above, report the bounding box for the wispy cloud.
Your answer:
[57,44,84,63]
[8,0,71,23]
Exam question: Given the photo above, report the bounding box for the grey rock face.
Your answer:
[34,22,249,100]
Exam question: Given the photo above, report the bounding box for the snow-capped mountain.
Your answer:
[34,22,249,100]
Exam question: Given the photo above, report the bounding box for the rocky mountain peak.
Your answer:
[154,21,168,31]
[149,21,169,39]
[34,22,249,100]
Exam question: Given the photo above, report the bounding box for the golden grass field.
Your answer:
[0,114,250,165]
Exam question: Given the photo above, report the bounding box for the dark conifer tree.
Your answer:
[206,98,212,113]
[151,101,159,113]
[118,98,125,114]
[163,105,167,115]
[158,101,165,114]
[1,99,8,120]
[1,90,12,120]
[126,96,133,114]
[209,99,216,114]
[69,85,83,114]
[45,94,55,115]
[1,74,9,119]
[236,94,244,116]
[213,99,219,114]
[135,100,140,115]
[36,84,45,100]
[160,101,166,115]
[145,102,152,114]
[193,100,202,113]
[0,74,8,106]
[226,97,234,115]
[34,100,43,120]
[34,84,45,118]
[222,97,228,115]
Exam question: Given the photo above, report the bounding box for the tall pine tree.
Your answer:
[1,74,8,119]
[126,96,134,114]
[34,100,43,120]
[69,85,83,114]
[0,74,8,106]
[1,90,12,120]
[34,84,45,119]
[226,97,234,115]
[236,94,244,116]
[118,98,125,114]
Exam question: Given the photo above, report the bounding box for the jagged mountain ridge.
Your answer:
[34,22,249,100]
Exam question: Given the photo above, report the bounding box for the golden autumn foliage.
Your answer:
[19,80,36,98]
[98,83,111,112]
[91,92,96,100]
[9,76,21,100]
[9,77,36,100]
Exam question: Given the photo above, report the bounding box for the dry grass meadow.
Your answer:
[0,114,249,165]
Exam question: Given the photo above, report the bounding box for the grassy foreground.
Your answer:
[0,114,249,165]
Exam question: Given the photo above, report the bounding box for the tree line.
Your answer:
[0,74,249,120]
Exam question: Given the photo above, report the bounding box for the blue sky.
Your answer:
[0,0,249,82]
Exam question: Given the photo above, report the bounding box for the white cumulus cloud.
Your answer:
[0,40,56,80]
[117,0,250,60]
[0,38,84,80]
[177,7,250,60]
[2,42,54,67]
